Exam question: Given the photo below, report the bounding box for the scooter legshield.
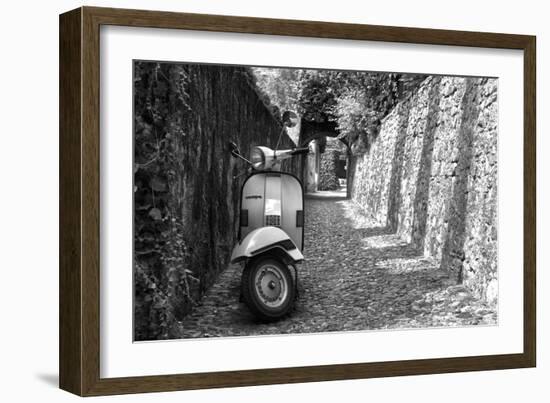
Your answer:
[230,226,304,264]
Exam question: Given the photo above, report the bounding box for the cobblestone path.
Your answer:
[175,193,497,338]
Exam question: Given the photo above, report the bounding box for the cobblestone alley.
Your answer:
[176,192,497,338]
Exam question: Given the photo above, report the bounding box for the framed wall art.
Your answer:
[59,6,536,396]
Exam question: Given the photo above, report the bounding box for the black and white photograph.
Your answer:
[133,61,498,341]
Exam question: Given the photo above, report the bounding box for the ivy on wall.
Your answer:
[318,150,341,191]
[133,61,197,340]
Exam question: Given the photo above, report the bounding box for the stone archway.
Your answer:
[298,119,339,147]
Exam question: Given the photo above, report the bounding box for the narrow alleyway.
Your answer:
[175,192,497,338]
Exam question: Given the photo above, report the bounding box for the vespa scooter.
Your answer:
[229,112,309,321]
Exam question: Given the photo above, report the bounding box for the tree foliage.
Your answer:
[251,67,302,114]
[296,70,338,122]
[252,67,426,153]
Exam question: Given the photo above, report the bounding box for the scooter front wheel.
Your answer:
[241,256,295,321]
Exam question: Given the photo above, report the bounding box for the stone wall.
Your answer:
[349,101,410,228]
[349,76,498,305]
[181,64,300,292]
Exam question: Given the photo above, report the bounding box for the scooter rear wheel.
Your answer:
[241,256,295,321]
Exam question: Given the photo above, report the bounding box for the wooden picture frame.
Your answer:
[59,6,536,396]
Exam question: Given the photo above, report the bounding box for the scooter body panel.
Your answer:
[239,171,304,251]
[231,226,304,264]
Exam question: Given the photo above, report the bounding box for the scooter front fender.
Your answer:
[231,226,304,264]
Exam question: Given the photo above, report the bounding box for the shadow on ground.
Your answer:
[35,373,58,388]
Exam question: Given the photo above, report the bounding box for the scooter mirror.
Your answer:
[282,111,298,128]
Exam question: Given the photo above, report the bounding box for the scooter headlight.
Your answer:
[251,147,265,170]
